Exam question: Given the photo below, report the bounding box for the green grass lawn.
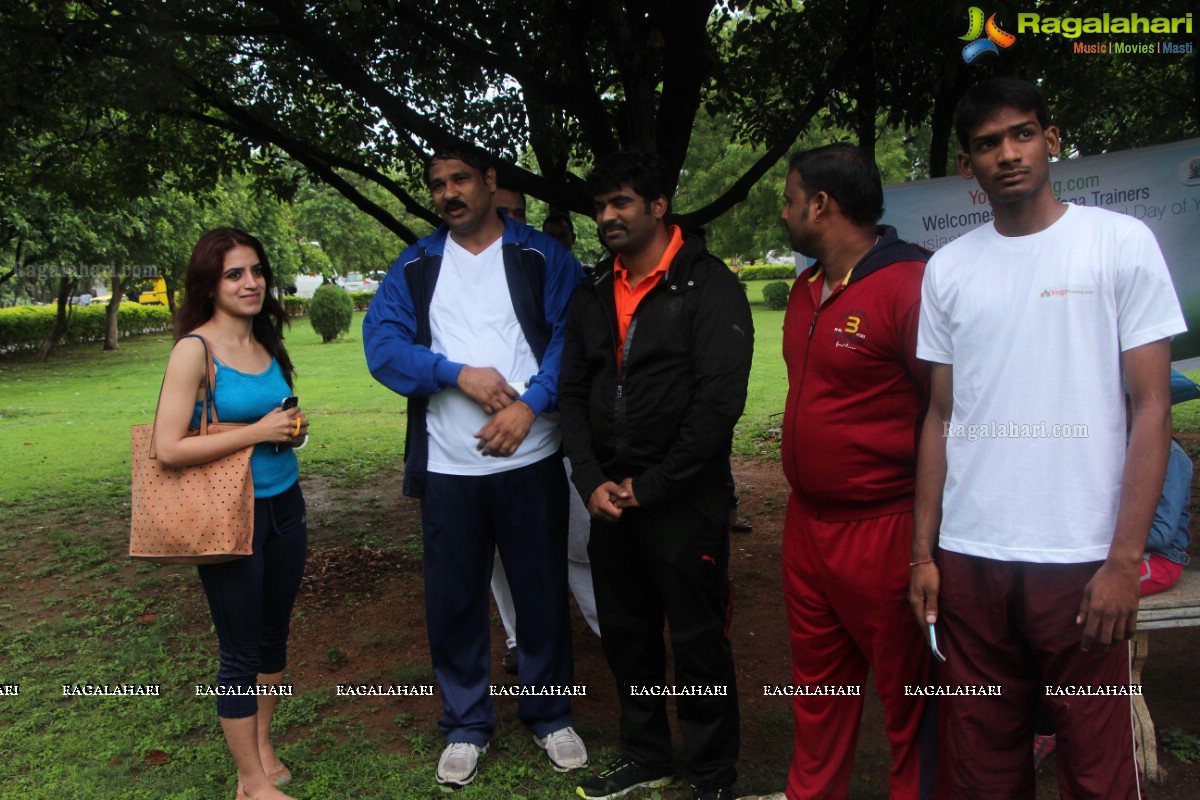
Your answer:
[737,280,790,455]
[3,289,1198,799]
[0,313,405,515]
[0,289,794,514]
[0,297,793,800]
[0,314,418,798]
[1171,394,1200,431]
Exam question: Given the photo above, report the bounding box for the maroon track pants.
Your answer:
[938,550,1141,799]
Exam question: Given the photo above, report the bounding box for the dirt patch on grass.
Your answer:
[5,453,1197,797]
[282,455,1200,797]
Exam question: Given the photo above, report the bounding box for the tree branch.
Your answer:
[259,0,488,153]
[653,1,717,192]
[258,0,595,210]
[549,0,620,156]
[185,106,427,244]
[675,5,880,228]
[168,59,431,241]
[368,0,610,131]
[593,0,656,149]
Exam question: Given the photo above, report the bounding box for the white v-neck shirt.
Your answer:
[426,237,559,474]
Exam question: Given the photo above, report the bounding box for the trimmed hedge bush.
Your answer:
[762,281,791,310]
[283,296,311,316]
[0,302,173,352]
[738,265,796,281]
[283,292,373,316]
[309,284,354,342]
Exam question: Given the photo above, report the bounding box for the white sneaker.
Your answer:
[436,741,487,786]
[534,725,588,771]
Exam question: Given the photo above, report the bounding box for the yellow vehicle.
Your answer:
[138,278,171,306]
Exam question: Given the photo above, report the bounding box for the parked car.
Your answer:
[341,272,379,294]
[138,278,171,306]
[291,274,325,298]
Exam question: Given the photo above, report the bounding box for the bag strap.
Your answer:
[147,333,222,459]
[187,333,222,431]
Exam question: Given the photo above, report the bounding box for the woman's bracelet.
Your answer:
[909,558,935,568]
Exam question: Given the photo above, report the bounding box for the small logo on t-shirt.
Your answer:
[833,311,869,350]
[1039,286,1097,298]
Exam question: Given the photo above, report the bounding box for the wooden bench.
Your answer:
[1133,567,1200,780]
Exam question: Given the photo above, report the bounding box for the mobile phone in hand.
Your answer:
[929,623,947,662]
[277,396,300,451]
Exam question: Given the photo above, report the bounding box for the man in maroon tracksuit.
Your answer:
[779,144,935,799]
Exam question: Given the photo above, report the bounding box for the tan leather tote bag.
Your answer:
[129,334,254,564]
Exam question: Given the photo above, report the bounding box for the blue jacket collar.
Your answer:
[419,211,536,258]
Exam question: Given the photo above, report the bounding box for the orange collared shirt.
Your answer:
[613,225,684,369]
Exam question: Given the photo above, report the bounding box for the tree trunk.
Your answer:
[927,61,970,179]
[103,296,120,349]
[35,276,75,362]
[1,239,26,295]
[854,46,877,156]
[103,270,123,350]
[102,268,126,350]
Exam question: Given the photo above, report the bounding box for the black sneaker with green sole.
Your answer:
[692,785,734,800]
[575,759,673,799]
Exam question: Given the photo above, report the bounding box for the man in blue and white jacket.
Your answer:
[363,145,586,788]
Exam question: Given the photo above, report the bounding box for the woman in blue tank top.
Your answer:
[152,228,308,800]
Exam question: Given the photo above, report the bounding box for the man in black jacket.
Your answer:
[560,151,753,800]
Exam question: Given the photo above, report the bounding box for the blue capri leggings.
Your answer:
[197,481,308,718]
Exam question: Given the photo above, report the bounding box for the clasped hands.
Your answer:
[456,365,642,519]
[458,365,534,457]
[587,478,639,522]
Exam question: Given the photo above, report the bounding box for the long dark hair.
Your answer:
[175,227,295,388]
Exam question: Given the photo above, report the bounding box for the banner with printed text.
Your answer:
[880,138,1200,359]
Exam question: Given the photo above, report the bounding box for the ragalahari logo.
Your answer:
[960,7,1017,62]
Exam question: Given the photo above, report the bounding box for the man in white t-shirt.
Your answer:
[910,77,1185,798]
[363,147,587,787]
